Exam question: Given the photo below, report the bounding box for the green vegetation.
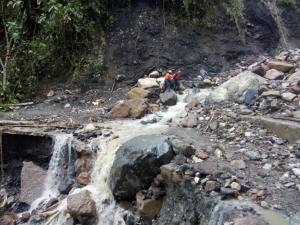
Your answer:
[0,0,247,105]
[0,0,110,104]
[278,0,297,7]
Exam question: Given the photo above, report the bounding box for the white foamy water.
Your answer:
[31,134,73,211]
[48,92,188,225]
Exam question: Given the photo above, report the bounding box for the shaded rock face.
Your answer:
[156,181,216,225]
[1,133,53,200]
[109,135,174,201]
[101,0,300,80]
[2,133,53,167]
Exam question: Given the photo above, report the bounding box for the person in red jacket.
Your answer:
[162,70,173,92]
[172,69,181,91]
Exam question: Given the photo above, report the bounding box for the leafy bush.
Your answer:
[278,0,297,7]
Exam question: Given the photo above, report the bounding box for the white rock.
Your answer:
[281,92,297,102]
[64,103,71,108]
[194,177,200,184]
[263,163,272,171]
[292,168,300,176]
[84,123,96,131]
[149,71,160,78]
[137,78,159,89]
[214,149,223,158]
[192,156,203,163]
[245,132,252,137]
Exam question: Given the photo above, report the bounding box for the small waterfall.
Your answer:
[48,92,188,225]
[264,0,289,49]
[31,134,73,211]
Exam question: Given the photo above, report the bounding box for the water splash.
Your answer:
[30,134,73,211]
[48,92,188,225]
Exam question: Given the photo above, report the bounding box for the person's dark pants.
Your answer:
[173,79,180,91]
[163,80,171,92]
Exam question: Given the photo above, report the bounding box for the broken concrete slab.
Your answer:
[246,116,300,144]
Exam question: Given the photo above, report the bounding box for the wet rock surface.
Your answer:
[109,135,174,201]
[67,190,97,225]
[20,162,47,205]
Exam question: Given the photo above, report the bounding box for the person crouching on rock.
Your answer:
[172,69,181,91]
[162,70,173,92]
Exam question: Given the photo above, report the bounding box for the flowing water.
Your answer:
[31,134,73,211]
[47,94,188,225]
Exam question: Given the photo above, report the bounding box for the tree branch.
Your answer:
[0,57,4,70]
[2,18,9,50]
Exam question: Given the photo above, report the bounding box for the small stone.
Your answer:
[47,90,55,97]
[245,151,261,160]
[263,164,272,171]
[204,181,217,192]
[149,71,160,78]
[230,160,246,169]
[274,138,286,145]
[284,182,295,188]
[214,149,223,158]
[20,212,31,222]
[76,172,91,186]
[260,201,269,208]
[245,132,252,137]
[292,168,300,176]
[84,123,96,131]
[264,69,284,80]
[281,92,297,102]
[136,192,162,219]
[270,99,280,110]
[102,129,112,137]
[261,90,281,97]
[267,60,294,73]
[239,106,253,115]
[230,182,241,191]
[64,103,71,108]
[293,111,300,119]
[192,155,203,163]
[194,177,200,184]
[115,74,126,82]
[209,121,219,130]
[195,151,209,160]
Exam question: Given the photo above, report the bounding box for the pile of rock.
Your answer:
[108,71,180,119]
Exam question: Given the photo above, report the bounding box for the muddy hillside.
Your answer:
[103,0,300,80]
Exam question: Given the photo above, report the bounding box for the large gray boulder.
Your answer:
[207,71,266,103]
[160,90,178,106]
[109,135,174,201]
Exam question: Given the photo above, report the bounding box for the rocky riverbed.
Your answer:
[1,49,300,225]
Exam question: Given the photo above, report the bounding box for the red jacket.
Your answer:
[173,71,181,80]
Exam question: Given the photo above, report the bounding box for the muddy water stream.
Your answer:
[25,91,294,225]
[48,94,187,225]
